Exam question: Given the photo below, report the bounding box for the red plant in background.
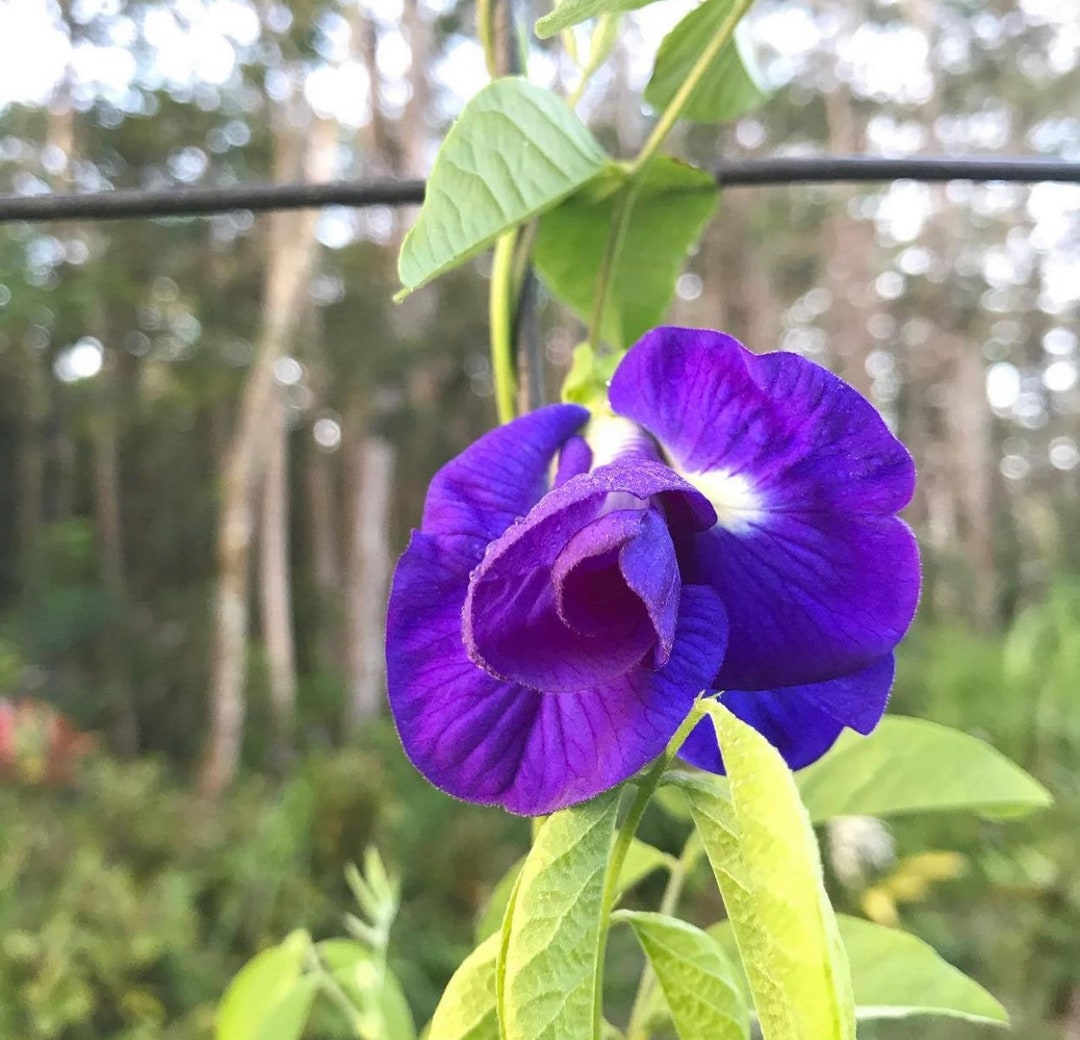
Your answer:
[0,698,95,786]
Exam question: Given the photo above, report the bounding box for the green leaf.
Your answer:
[797,716,1053,822]
[535,158,718,349]
[498,789,620,1040]
[535,0,657,39]
[397,78,608,296]
[837,915,1008,1025]
[216,931,319,1040]
[475,838,670,943]
[428,934,501,1040]
[616,910,749,1040]
[645,1,768,124]
[709,916,1008,1027]
[317,940,416,1040]
[678,705,855,1040]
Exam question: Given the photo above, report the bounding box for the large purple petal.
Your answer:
[387,528,728,815]
[678,654,895,773]
[609,327,920,689]
[421,403,588,566]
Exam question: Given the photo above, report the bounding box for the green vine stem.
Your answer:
[489,231,519,424]
[591,699,709,1040]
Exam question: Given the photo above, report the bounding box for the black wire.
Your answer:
[0,157,1077,225]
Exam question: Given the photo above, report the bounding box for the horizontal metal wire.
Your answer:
[0,156,1077,225]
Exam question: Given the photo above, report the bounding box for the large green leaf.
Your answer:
[797,716,1052,822]
[616,910,749,1040]
[645,0,767,124]
[678,705,855,1040]
[475,839,671,943]
[535,0,657,38]
[709,916,1008,1026]
[397,77,608,296]
[215,931,319,1040]
[534,158,718,350]
[428,934,501,1040]
[498,790,620,1040]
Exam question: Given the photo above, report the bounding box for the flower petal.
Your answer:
[387,529,728,815]
[466,508,663,693]
[678,654,895,773]
[609,326,920,688]
[421,403,588,565]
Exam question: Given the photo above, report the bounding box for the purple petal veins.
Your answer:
[387,327,921,812]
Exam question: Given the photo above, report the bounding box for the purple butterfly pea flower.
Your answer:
[385,326,920,815]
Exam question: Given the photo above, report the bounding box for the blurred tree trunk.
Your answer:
[199,114,337,797]
[258,394,296,765]
[344,431,396,729]
[16,360,46,575]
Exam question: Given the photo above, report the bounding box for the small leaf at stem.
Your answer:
[498,790,620,1040]
[797,716,1052,821]
[645,0,768,124]
[616,910,749,1040]
[397,78,608,297]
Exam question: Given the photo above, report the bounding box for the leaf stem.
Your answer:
[586,173,640,351]
[630,0,756,179]
[489,231,519,423]
[591,699,709,1040]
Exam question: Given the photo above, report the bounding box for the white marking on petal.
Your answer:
[678,467,766,533]
[586,414,647,468]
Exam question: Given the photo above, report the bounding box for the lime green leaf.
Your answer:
[616,910,749,1040]
[645,2,767,124]
[428,934,501,1040]
[797,716,1052,822]
[709,916,1007,1027]
[617,838,675,896]
[837,915,1008,1025]
[535,158,718,349]
[499,790,620,1040]
[476,838,669,943]
[475,859,524,944]
[316,939,415,1040]
[397,78,608,296]
[216,931,318,1040]
[679,705,855,1040]
[535,0,656,38]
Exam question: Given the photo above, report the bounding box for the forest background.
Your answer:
[1,0,1079,1036]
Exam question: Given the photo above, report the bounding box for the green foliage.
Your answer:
[615,910,748,1040]
[498,790,619,1040]
[397,78,609,296]
[644,1,767,124]
[535,159,718,350]
[679,705,855,1040]
[708,915,1007,1027]
[534,0,658,39]
[797,716,1052,822]
[216,933,320,1040]
[427,934,501,1040]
